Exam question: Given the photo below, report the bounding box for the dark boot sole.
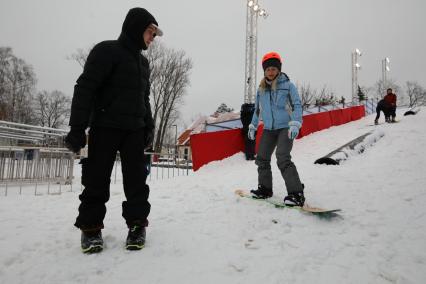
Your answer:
[125,244,145,250]
[252,195,272,199]
[82,244,103,254]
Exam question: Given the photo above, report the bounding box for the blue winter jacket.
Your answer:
[250,73,303,130]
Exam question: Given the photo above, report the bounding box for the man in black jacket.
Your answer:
[65,7,163,253]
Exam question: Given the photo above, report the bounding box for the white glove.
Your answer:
[288,121,302,140]
[248,124,256,140]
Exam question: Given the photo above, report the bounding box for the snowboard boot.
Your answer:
[374,119,378,125]
[81,229,103,254]
[284,192,305,207]
[391,117,396,123]
[126,223,146,250]
[250,185,273,199]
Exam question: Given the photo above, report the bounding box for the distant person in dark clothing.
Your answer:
[240,103,256,160]
[65,7,163,253]
[374,99,390,125]
[384,88,397,122]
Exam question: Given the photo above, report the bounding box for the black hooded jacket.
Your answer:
[69,8,158,131]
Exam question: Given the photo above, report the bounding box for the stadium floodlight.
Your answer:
[382,57,391,89]
[351,48,362,103]
[244,0,269,104]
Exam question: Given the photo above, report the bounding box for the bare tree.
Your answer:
[0,47,37,123]
[215,103,234,114]
[67,47,92,68]
[34,90,71,128]
[315,85,336,106]
[144,42,193,152]
[404,81,426,108]
[297,83,316,109]
[421,90,426,106]
[374,79,401,100]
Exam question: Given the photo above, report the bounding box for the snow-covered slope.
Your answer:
[1,108,425,284]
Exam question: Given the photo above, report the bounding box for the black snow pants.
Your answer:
[74,127,150,230]
[375,105,390,121]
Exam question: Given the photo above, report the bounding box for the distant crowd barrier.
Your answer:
[190,105,365,171]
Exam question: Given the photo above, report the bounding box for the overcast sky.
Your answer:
[1,0,425,125]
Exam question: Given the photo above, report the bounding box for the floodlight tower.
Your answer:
[382,57,390,90]
[244,0,268,104]
[351,48,362,103]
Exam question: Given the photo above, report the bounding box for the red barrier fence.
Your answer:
[190,128,244,171]
[190,106,365,171]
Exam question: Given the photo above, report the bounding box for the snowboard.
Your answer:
[369,120,400,126]
[235,189,342,216]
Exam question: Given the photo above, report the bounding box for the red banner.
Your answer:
[190,128,244,171]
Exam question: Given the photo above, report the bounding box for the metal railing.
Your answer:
[0,147,192,196]
[0,120,192,196]
[363,98,379,115]
[0,147,74,195]
[110,148,192,184]
[302,99,378,115]
[0,120,67,147]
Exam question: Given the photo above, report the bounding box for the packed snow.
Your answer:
[1,108,425,284]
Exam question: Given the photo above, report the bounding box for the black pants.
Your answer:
[389,106,396,119]
[242,128,256,160]
[74,127,150,230]
[375,106,390,121]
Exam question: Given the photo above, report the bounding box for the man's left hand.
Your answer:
[145,128,154,150]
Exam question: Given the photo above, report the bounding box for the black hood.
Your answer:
[121,8,158,50]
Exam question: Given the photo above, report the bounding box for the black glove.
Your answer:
[144,128,154,150]
[65,127,87,153]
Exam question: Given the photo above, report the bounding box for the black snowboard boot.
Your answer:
[284,192,305,207]
[126,224,146,250]
[250,185,273,199]
[81,230,103,254]
[374,119,378,125]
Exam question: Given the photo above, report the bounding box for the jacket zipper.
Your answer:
[269,89,275,129]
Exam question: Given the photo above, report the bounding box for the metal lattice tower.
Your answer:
[351,48,362,103]
[382,57,390,90]
[244,0,268,104]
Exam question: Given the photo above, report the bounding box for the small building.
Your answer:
[177,129,192,161]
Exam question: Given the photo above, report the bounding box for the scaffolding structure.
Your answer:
[244,0,268,104]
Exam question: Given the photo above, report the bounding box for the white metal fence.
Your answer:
[0,147,74,195]
[303,99,378,115]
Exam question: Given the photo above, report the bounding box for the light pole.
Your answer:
[382,57,390,91]
[172,124,178,160]
[351,48,362,104]
[244,0,268,104]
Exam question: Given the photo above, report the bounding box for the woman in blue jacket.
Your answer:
[248,52,305,206]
